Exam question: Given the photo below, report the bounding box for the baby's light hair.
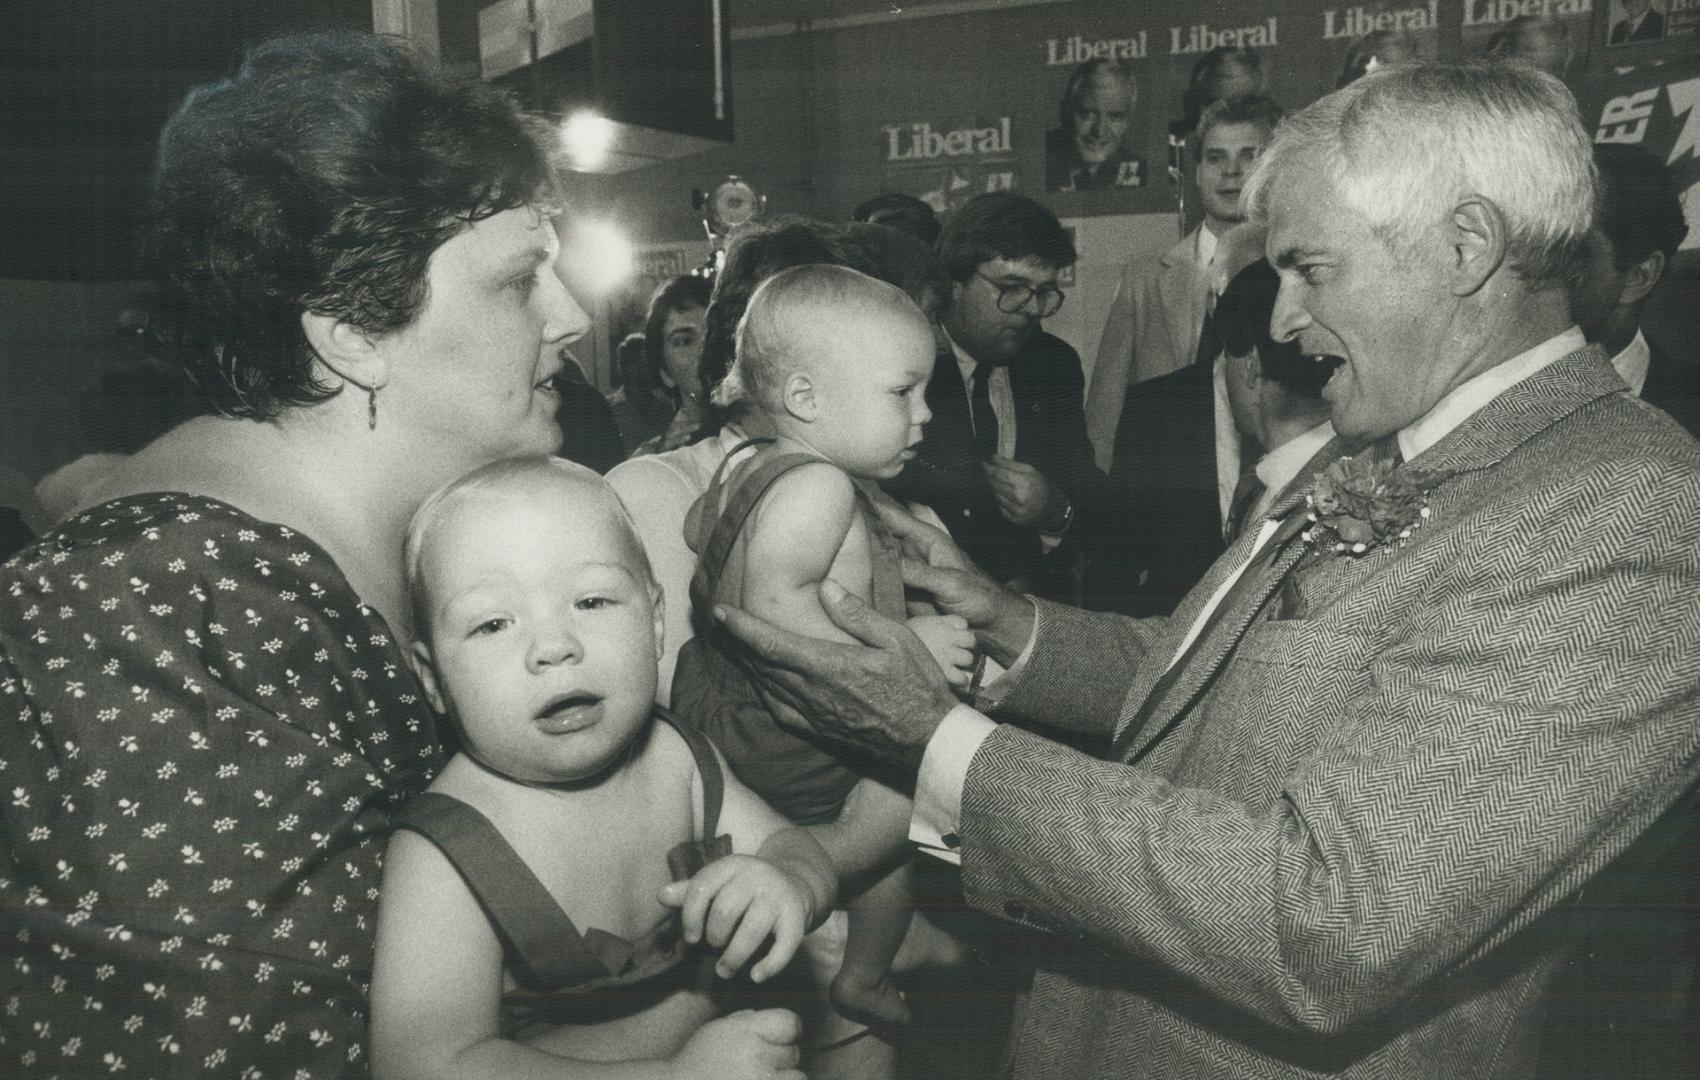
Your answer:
[715,263,929,411]
[404,455,657,641]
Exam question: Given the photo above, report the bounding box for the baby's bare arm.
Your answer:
[740,463,867,646]
[707,739,838,926]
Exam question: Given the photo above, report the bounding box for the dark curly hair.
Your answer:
[935,192,1076,285]
[641,274,714,391]
[144,31,557,419]
[1217,260,1332,398]
[1594,143,1687,272]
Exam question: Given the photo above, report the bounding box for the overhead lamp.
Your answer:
[561,110,617,171]
[560,217,634,296]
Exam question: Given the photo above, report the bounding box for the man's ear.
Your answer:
[301,311,390,394]
[782,371,818,422]
[1447,197,1506,298]
[1618,249,1667,307]
[648,582,666,662]
[1227,349,1260,392]
[407,639,447,715]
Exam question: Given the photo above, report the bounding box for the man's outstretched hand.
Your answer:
[715,579,961,776]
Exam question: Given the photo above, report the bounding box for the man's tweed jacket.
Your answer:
[962,347,1700,1078]
[1085,227,1211,471]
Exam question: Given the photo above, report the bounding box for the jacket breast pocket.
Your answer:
[1191,620,1369,799]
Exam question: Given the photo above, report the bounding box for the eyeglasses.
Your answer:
[976,271,1066,317]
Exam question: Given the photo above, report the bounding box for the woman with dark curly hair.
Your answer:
[0,32,591,1076]
[625,274,715,455]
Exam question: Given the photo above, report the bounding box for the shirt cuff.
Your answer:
[909,704,999,866]
[974,597,1038,709]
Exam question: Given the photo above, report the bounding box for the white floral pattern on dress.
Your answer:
[1,494,442,1077]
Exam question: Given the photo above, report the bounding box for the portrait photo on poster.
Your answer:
[1608,0,1669,44]
[1046,58,1146,194]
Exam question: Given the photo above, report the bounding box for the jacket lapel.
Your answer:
[1115,503,1310,761]
[1111,346,1623,763]
[1155,230,1206,369]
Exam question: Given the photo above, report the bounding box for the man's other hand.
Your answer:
[982,455,1063,528]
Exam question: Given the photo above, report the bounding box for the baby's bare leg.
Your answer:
[831,859,914,1027]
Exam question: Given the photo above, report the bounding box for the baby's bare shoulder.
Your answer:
[748,463,858,557]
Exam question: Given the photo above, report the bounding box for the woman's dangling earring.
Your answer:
[367,384,378,431]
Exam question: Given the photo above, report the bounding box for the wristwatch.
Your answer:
[1044,497,1074,535]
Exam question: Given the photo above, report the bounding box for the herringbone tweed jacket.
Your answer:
[963,347,1700,1079]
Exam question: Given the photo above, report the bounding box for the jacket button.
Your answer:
[1004,902,1028,920]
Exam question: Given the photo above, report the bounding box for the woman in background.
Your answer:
[0,31,589,1076]
[625,274,714,455]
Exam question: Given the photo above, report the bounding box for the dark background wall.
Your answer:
[3,0,1695,486]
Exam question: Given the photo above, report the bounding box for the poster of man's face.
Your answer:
[1046,60,1144,194]
[1609,0,1667,45]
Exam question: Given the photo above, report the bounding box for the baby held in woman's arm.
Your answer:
[369,457,832,1080]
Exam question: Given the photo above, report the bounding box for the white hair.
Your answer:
[716,263,927,410]
[1243,59,1595,283]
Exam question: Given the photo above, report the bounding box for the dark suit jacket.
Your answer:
[887,331,1097,592]
[1084,362,1224,617]
[555,380,627,475]
[1641,334,1700,440]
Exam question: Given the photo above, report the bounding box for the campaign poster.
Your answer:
[1309,0,1444,90]
[1576,54,1700,250]
[1603,0,1672,43]
[1044,58,1148,195]
[878,115,1019,214]
[1670,0,1700,40]
[1458,0,1595,81]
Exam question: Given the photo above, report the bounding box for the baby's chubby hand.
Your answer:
[906,612,976,687]
[658,855,817,983]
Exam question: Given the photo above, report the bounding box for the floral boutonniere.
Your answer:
[1302,454,1444,557]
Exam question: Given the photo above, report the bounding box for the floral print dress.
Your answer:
[1,494,442,1077]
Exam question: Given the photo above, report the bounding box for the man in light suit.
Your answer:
[718,61,1700,1078]
[1084,94,1283,471]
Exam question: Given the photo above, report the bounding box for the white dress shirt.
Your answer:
[1249,419,1337,523]
[947,329,1018,462]
[910,326,1588,863]
[1608,329,1650,397]
[945,326,1068,549]
[1211,359,1243,523]
[1194,222,1240,522]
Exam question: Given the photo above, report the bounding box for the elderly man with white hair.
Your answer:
[715,60,1700,1078]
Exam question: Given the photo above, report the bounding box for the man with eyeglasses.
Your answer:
[886,192,1096,601]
